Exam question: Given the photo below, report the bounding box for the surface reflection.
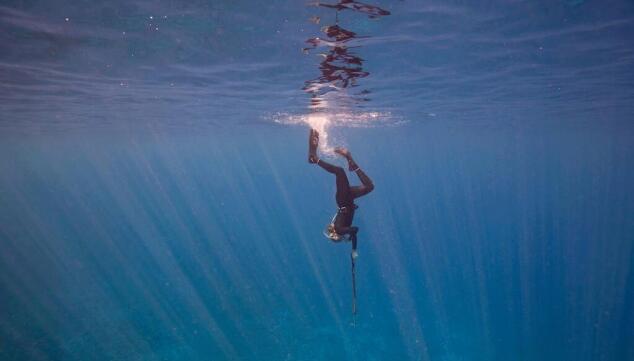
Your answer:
[317,0,391,18]
[303,1,390,112]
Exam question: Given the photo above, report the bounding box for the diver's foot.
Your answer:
[351,250,358,259]
[334,147,351,159]
[335,147,359,171]
[308,129,319,163]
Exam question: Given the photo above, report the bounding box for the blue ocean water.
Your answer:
[1,1,634,360]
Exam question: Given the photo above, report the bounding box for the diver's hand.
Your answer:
[351,250,358,259]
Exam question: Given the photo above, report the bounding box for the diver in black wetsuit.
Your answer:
[308,129,374,258]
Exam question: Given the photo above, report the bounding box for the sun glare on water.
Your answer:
[272,110,403,155]
[306,113,333,153]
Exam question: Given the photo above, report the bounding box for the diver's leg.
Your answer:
[354,168,373,188]
[315,158,340,174]
[350,168,374,198]
[334,147,374,198]
[317,159,351,201]
[309,136,355,202]
[334,147,361,171]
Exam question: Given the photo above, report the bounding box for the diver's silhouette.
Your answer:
[302,0,387,317]
[303,25,369,108]
[303,1,390,109]
[307,129,374,258]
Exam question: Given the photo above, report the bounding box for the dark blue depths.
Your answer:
[1,122,633,361]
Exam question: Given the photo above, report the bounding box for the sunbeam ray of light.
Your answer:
[368,200,430,361]
[258,139,355,355]
[90,151,240,359]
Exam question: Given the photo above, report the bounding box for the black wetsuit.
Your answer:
[317,158,374,250]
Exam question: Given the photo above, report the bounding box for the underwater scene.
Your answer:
[1,1,633,360]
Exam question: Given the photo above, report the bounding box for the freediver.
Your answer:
[308,128,374,258]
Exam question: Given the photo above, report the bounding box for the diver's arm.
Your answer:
[335,225,358,250]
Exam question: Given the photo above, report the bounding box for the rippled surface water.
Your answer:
[2,0,633,128]
[1,1,634,361]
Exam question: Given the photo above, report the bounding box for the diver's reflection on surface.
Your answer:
[303,26,368,101]
[315,0,391,18]
[303,1,390,111]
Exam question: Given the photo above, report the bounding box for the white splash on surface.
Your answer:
[272,110,404,153]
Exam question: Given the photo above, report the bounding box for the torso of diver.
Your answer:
[334,204,356,230]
